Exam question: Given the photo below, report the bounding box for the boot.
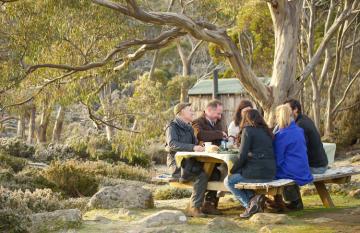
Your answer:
[239,200,260,219]
[250,195,266,213]
[265,195,288,213]
[285,198,304,211]
[201,201,222,215]
[187,207,206,217]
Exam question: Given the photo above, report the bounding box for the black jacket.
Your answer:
[165,117,198,176]
[231,126,276,180]
[296,114,328,168]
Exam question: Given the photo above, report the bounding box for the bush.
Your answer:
[34,143,76,162]
[43,160,99,197]
[0,187,63,232]
[0,151,28,173]
[65,136,89,158]
[87,135,118,161]
[153,186,192,200]
[74,160,151,182]
[10,167,58,192]
[0,138,35,158]
[145,139,167,165]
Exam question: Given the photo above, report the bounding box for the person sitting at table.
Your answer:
[165,102,207,217]
[227,99,254,147]
[282,99,328,211]
[224,109,276,218]
[192,99,227,215]
[272,104,313,211]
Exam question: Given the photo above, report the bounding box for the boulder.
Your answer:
[250,213,291,225]
[259,225,274,233]
[118,208,136,216]
[29,209,81,232]
[207,217,241,231]
[350,207,360,215]
[307,217,333,224]
[349,189,360,199]
[136,210,187,228]
[350,154,360,163]
[88,183,154,209]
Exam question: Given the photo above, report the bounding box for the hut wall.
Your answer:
[189,94,251,130]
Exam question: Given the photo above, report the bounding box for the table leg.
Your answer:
[203,163,216,178]
[314,181,335,208]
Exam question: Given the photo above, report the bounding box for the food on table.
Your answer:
[205,145,219,153]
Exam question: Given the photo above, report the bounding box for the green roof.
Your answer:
[188,78,270,95]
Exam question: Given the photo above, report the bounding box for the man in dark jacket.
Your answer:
[166,103,207,217]
[282,99,328,210]
[192,99,227,215]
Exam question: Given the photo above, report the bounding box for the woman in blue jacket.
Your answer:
[274,105,313,186]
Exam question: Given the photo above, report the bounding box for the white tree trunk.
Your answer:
[16,113,26,139]
[27,106,36,144]
[265,0,303,126]
[52,106,66,143]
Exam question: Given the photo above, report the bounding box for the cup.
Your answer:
[204,142,212,151]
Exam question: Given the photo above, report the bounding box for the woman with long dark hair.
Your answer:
[224,109,276,218]
[227,99,253,147]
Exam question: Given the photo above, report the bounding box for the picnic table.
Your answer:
[153,147,360,208]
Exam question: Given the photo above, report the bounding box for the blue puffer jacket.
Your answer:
[274,121,313,186]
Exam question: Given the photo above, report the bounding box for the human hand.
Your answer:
[193,145,205,152]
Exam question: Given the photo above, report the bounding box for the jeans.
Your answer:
[310,166,327,174]
[224,174,255,208]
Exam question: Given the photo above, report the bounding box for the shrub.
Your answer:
[145,139,167,165]
[87,135,118,161]
[65,136,89,158]
[10,167,58,192]
[0,151,28,173]
[34,143,76,162]
[61,197,90,212]
[0,187,63,232]
[153,186,192,200]
[43,160,99,197]
[0,138,35,158]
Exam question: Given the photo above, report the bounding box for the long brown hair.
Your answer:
[240,109,273,139]
[234,99,253,126]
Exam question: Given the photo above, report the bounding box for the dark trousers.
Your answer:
[283,185,301,202]
[190,171,208,208]
[205,165,221,203]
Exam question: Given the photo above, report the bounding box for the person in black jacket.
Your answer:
[281,99,328,210]
[224,109,276,218]
[165,103,207,217]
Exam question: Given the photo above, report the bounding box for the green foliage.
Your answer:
[0,151,28,173]
[153,186,192,200]
[43,160,99,197]
[87,134,118,161]
[0,138,35,158]
[0,186,63,232]
[166,75,197,102]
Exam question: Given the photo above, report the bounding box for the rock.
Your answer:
[94,215,111,223]
[88,183,154,209]
[250,213,291,225]
[34,143,76,161]
[350,207,360,215]
[29,209,82,232]
[349,189,360,199]
[350,154,360,163]
[137,226,181,233]
[308,217,333,224]
[259,225,274,233]
[118,208,136,216]
[136,210,187,228]
[207,217,241,231]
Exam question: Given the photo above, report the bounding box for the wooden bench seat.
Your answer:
[152,166,360,208]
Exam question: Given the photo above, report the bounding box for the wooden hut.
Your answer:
[188,77,270,128]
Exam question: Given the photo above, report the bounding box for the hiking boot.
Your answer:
[239,202,260,219]
[201,201,222,215]
[265,194,288,213]
[250,195,266,212]
[285,198,304,211]
[187,207,206,217]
